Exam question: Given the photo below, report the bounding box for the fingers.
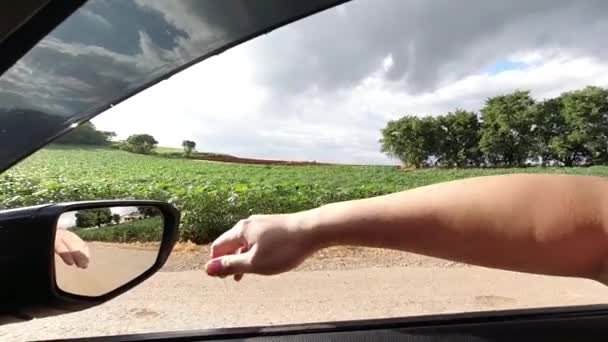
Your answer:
[64,231,90,269]
[55,230,90,269]
[234,246,247,282]
[210,221,247,258]
[205,251,252,277]
[55,240,76,266]
[72,243,90,269]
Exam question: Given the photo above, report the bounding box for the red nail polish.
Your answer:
[206,259,222,275]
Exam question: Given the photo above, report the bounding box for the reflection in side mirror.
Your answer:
[54,205,164,297]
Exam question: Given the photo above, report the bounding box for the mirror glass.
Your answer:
[54,205,164,297]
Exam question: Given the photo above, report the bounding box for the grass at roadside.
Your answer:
[74,217,163,243]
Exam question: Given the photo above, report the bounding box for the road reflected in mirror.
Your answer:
[54,206,164,297]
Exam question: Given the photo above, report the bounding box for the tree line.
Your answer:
[74,206,160,228]
[380,86,608,168]
[55,122,116,146]
[56,122,198,157]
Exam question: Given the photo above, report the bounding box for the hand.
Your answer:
[55,229,90,269]
[205,214,317,280]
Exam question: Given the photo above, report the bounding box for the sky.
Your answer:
[91,0,608,165]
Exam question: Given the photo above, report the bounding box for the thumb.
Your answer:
[205,253,251,277]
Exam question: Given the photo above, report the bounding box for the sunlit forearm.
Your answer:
[299,174,608,280]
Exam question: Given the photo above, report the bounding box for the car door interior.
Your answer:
[46,305,608,341]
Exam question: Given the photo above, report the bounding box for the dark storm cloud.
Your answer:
[247,0,608,95]
[0,0,188,116]
[53,0,187,55]
[0,0,348,116]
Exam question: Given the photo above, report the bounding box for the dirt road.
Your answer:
[2,247,608,341]
[55,242,158,297]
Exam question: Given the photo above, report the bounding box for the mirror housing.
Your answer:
[0,200,179,324]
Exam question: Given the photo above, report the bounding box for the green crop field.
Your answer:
[2,145,607,243]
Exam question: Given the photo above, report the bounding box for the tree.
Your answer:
[479,90,536,167]
[182,140,196,157]
[380,115,439,168]
[436,110,481,167]
[138,206,160,218]
[102,131,117,141]
[531,97,567,166]
[380,119,406,163]
[55,122,115,146]
[112,213,121,225]
[75,208,113,228]
[550,86,608,166]
[121,134,158,154]
[380,85,608,169]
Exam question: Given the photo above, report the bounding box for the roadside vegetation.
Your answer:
[3,146,608,243]
[74,217,163,243]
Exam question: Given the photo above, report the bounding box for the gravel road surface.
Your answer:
[2,247,607,341]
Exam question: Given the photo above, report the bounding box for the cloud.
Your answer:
[0,32,176,116]
[95,45,608,165]
[243,0,608,96]
[80,9,112,30]
[4,0,608,165]
[95,0,608,164]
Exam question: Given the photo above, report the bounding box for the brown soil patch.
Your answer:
[170,151,397,167]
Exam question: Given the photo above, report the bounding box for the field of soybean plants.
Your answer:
[2,145,607,243]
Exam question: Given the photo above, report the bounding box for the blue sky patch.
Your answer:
[484,59,529,75]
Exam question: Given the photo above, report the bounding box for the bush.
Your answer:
[182,140,196,157]
[75,217,163,243]
[121,134,158,155]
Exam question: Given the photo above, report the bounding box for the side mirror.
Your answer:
[0,200,179,324]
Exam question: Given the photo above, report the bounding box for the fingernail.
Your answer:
[205,258,222,276]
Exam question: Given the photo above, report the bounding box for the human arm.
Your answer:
[206,174,608,283]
